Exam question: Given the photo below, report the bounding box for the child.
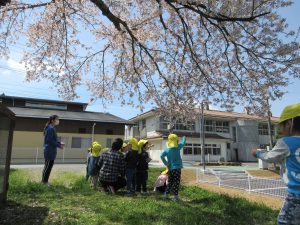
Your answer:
[98,138,126,194]
[125,138,139,194]
[160,134,186,201]
[121,143,128,155]
[136,139,152,194]
[252,103,300,225]
[87,141,102,189]
[154,168,168,193]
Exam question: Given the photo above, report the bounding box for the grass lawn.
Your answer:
[0,168,278,225]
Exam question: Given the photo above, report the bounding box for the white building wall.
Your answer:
[147,139,165,163]
[130,112,278,163]
[146,116,159,133]
[259,135,273,146]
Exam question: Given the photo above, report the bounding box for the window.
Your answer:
[194,144,201,155]
[258,124,275,135]
[204,120,214,132]
[227,143,231,149]
[232,126,237,142]
[205,145,212,155]
[78,128,86,134]
[183,143,221,155]
[141,119,146,129]
[25,101,67,110]
[183,144,193,155]
[160,122,168,130]
[205,144,221,155]
[106,129,113,135]
[205,120,229,133]
[71,137,91,148]
[159,117,195,131]
[215,121,229,133]
[173,122,195,131]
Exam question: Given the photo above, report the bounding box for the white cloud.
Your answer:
[7,58,26,72]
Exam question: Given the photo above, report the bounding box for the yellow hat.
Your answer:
[138,139,148,151]
[91,142,102,157]
[128,138,139,151]
[280,103,300,123]
[167,134,179,148]
[122,143,128,149]
[161,168,168,175]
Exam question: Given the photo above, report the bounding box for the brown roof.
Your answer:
[130,108,279,123]
[147,130,229,140]
[196,109,280,123]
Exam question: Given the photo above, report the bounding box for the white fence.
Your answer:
[11,147,87,164]
[197,169,287,198]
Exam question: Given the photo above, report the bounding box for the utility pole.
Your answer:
[200,102,206,170]
[267,110,274,149]
[266,99,274,148]
[266,99,275,170]
[92,123,96,143]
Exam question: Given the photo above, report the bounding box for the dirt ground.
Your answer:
[181,169,283,210]
[246,169,280,179]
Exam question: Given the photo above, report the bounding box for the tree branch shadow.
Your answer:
[0,201,49,225]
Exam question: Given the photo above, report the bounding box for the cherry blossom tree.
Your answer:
[0,0,299,118]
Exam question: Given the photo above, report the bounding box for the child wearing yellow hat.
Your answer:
[125,138,139,194]
[154,168,169,193]
[160,134,186,201]
[121,143,129,155]
[252,103,300,225]
[136,139,152,194]
[87,141,102,189]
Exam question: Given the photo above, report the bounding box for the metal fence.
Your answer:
[197,169,287,198]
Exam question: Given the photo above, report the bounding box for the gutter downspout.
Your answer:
[92,123,96,143]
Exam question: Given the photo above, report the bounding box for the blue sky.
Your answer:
[0,1,299,119]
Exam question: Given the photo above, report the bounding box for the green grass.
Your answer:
[0,168,278,225]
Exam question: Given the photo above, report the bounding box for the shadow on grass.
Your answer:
[94,191,278,225]
[0,201,49,225]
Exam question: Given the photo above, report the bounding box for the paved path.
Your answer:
[199,170,287,198]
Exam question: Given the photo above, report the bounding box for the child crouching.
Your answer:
[154,168,168,193]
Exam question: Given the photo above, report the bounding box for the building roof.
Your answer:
[0,94,88,107]
[129,108,280,123]
[0,105,15,120]
[8,107,133,124]
[194,108,280,123]
[147,130,229,140]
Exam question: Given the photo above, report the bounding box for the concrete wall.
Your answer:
[236,119,259,161]
[11,131,124,164]
[147,139,164,163]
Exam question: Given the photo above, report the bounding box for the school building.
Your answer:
[125,107,280,163]
[0,95,131,164]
